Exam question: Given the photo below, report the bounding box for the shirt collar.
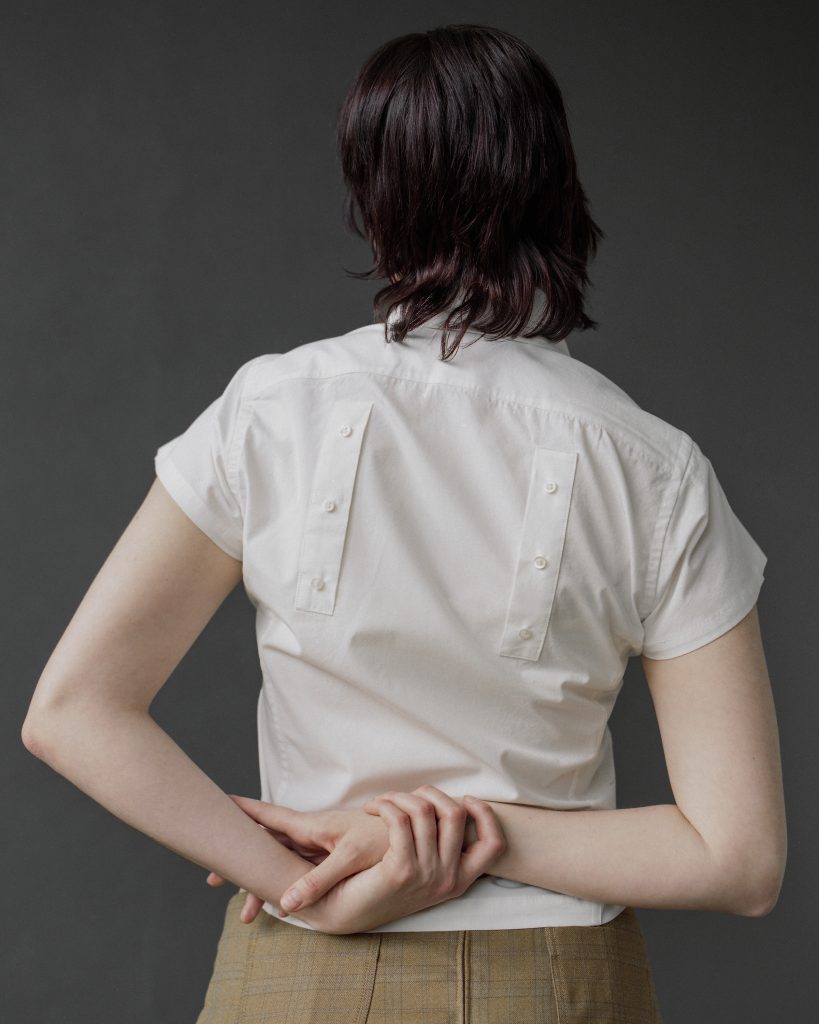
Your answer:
[384,288,570,352]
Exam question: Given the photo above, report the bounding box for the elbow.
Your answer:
[719,852,786,918]
[21,717,48,759]
[704,816,787,919]
[736,888,780,919]
[22,690,83,760]
[736,869,784,918]
[21,687,61,758]
[21,708,59,761]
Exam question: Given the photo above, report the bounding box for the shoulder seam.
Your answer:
[641,431,696,621]
[225,356,273,503]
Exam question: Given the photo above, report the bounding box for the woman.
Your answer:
[22,23,786,1024]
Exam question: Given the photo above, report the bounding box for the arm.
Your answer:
[218,607,786,921]
[229,604,787,918]
[21,479,314,907]
[478,606,787,917]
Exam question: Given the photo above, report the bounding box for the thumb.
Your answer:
[279,845,359,913]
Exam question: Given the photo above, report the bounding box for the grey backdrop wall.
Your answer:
[5,1,817,1021]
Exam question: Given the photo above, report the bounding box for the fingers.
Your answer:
[411,785,468,870]
[279,842,370,915]
[238,891,264,923]
[229,795,327,859]
[227,794,299,833]
[366,788,469,875]
[369,793,440,879]
[203,871,264,924]
[372,797,419,873]
[458,796,507,884]
[368,789,493,904]
[376,791,454,879]
[368,794,448,884]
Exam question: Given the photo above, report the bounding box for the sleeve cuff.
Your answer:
[640,573,765,660]
[154,449,243,561]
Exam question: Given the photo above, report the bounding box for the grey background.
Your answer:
[5,1,817,1021]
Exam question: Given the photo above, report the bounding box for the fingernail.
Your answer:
[280,889,302,911]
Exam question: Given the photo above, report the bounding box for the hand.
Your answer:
[287,787,507,935]
[205,794,390,923]
[273,785,479,917]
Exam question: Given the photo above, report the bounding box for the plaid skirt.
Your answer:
[195,889,664,1023]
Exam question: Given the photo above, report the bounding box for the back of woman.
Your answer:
[24,22,786,1024]
[156,295,766,937]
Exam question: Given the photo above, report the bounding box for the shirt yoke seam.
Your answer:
[247,367,684,475]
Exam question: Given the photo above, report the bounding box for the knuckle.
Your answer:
[339,835,363,857]
[416,784,442,798]
[487,827,505,851]
[432,881,450,901]
[430,872,457,899]
[393,863,414,886]
[419,868,437,890]
[489,835,508,857]
[440,870,459,894]
[298,873,322,899]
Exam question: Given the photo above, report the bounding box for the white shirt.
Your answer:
[154,292,767,931]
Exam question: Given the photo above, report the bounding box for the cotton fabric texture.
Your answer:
[154,291,767,931]
[195,888,663,1024]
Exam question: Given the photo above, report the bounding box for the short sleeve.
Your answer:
[153,358,259,560]
[640,437,768,660]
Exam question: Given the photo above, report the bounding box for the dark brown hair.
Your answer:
[336,23,604,361]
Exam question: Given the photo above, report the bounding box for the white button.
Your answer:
[533,556,548,569]
[339,424,353,437]
[544,481,558,493]
[322,499,336,512]
[310,576,325,590]
[518,627,533,640]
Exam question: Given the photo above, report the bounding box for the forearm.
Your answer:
[474,800,754,914]
[24,704,311,904]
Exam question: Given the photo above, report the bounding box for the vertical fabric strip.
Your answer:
[294,399,374,614]
[499,446,578,660]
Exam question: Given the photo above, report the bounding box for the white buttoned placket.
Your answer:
[294,403,375,614]
[500,458,577,660]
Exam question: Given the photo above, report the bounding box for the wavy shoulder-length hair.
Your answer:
[335,23,604,361]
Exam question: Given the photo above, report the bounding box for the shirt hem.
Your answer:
[260,899,628,932]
